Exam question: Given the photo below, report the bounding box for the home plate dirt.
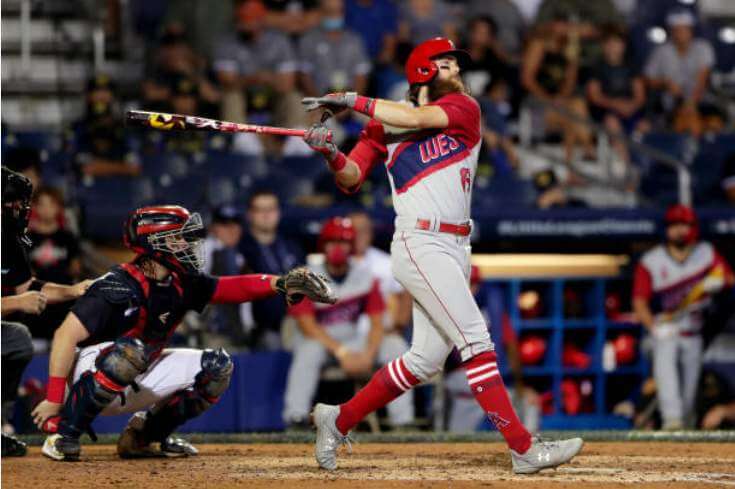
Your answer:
[4,442,735,488]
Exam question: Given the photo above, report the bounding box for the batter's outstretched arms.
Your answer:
[302,92,449,130]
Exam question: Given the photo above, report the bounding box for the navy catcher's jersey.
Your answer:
[72,263,217,356]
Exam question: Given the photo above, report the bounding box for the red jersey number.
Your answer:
[460,168,471,193]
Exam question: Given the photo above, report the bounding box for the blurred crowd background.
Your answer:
[2,0,735,435]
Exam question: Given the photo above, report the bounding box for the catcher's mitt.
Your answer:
[276,267,337,306]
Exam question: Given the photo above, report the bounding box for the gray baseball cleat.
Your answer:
[311,403,351,470]
[510,436,584,474]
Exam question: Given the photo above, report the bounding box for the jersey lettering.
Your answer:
[419,134,460,163]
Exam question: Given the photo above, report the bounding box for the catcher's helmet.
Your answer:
[405,37,471,86]
[2,165,34,246]
[664,204,698,244]
[318,217,356,251]
[123,205,206,274]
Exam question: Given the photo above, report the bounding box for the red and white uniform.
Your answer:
[340,93,493,385]
[633,242,733,333]
[282,260,413,425]
[633,242,733,427]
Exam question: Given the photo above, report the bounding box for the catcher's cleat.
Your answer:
[510,436,583,474]
[118,412,198,458]
[117,412,160,458]
[161,436,198,457]
[311,403,351,471]
[42,434,80,461]
[2,433,27,457]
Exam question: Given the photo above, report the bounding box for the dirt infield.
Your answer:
[4,441,735,488]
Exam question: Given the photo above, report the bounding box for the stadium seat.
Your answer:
[77,176,154,240]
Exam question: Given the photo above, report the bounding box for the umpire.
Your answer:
[1,167,89,456]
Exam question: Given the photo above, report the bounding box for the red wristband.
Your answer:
[353,95,376,117]
[46,376,67,404]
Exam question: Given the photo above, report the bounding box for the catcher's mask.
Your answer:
[124,205,206,274]
[2,165,34,246]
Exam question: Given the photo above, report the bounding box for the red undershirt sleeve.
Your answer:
[210,274,277,304]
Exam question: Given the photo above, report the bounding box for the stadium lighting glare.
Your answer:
[720,27,735,44]
[648,27,667,43]
[678,0,696,5]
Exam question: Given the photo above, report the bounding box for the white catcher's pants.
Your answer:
[73,342,204,416]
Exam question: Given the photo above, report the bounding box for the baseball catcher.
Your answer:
[31,205,335,461]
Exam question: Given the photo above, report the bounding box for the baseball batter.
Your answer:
[30,205,335,461]
[301,37,583,474]
[633,204,734,429]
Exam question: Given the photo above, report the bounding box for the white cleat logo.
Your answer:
[538,452,551,463]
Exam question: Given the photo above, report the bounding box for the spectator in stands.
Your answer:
[345,0,397,65]
[2,147,42,192]
[644,10,716,136]
[398,0,457,45]
[161,0,236,58]
[532,169,587,209]
[141,23,221,117]
[347,211,411,331]
[534,0,623,56]
[479,78,520,175]
[466,0,525,57]
[722,153,735,205]
[462,16,517,98]
[27,187,81,286]
[201,204,247,347]
[72,74,140,178]
[586,25,647,168]
[214,0,300,125]
[521,14,595,165]
[239,189,304,349]
[263,0,321,35]
[283,217,413,429]
[298,0,371,97]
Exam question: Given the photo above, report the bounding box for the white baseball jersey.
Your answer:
[342,92,482,224]
[634,242,733,331]
[289,259,384,338]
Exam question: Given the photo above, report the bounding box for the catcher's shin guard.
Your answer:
[58,338,148,440]
[141,348,233,442]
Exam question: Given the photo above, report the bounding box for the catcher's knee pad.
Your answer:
[58,339,148,440]
[401,351,443,383]
[141,350,232,443]
[95,337,149,386]
[195,348,233,400]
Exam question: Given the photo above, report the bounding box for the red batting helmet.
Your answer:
[123,205,206,274]
[664,204,699,244]
[318,217,356,250]
[613,333,637,365]
[405,37,471,85]
[519,335,547,365]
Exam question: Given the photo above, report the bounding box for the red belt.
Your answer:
[415,219,471,236]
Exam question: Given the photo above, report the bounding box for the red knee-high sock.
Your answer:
[463,351,532,454]
[336,357,419,435]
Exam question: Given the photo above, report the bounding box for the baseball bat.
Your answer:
[125,110,331,140]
